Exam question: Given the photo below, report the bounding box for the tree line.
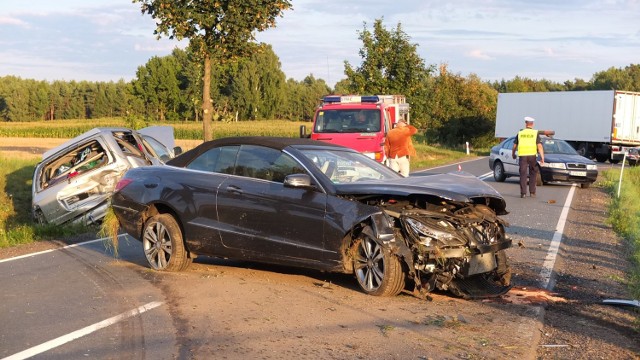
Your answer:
[1,17,639,148]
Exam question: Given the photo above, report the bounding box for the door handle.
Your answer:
[226,185,243,194]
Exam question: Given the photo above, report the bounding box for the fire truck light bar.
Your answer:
[323,95,380,104]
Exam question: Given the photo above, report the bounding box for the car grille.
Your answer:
[566,163,587,170]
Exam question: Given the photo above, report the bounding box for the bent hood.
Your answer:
[336,171,508,214]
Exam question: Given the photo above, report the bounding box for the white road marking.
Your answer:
[0,235,127,264]
[413,156,487,172]
[2,301,163,360]
[539,184,577,290]
[478,171,493,180]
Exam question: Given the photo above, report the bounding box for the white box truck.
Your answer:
[495,90,640,163]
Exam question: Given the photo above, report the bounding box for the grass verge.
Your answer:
[601,166,640,302]
[0,153,92,249]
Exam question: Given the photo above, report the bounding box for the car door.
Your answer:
[178,145,239,254]
[498,137,519,176]
[216,145,329,264]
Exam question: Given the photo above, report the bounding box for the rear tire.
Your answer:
[595,154,608,163]
[352,227,405,296]
[581,182,591,189]
[142,214,191,272]
[493,161,506,182]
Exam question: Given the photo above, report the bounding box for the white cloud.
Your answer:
[0,16,29,27]
[467,50,493,60]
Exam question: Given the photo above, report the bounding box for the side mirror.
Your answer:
[173,146,183,156]
[283,174,315,189]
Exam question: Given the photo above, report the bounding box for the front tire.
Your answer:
[352,227,405,296]
[143,214,191,272]
[493,161,506,182]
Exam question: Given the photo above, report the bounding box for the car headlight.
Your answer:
[404,217,463,247]
[542,162,566,169]
[587,164,598,170]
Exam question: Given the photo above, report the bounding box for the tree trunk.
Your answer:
[202,54,213,141]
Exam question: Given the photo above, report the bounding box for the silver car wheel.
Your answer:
[143,220,173,270]
[352,229,405,297]
[354,236,385,292]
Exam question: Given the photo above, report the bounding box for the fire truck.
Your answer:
[301,95,410,162]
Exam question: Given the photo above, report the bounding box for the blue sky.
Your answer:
[0,0,638,87]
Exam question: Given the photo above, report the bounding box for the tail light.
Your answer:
[115,178,133,192]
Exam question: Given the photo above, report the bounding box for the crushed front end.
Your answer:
[386,199,512,299]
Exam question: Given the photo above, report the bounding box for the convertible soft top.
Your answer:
[168,136,347,167]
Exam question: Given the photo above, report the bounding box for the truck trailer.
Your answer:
[495,90,640,163]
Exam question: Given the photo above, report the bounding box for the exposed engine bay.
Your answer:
[365,195,512,299]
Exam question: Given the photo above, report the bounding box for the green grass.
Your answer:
[601,166,640,302]
[0,154,92,248]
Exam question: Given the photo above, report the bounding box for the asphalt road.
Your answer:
[0,156,616,359]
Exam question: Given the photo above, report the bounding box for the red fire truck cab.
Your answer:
[302,95,410,162]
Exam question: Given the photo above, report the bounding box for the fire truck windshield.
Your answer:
[313,109,380,133]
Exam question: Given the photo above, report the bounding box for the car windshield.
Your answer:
[299,148,401,184]
[313,109,381,133]
[542,139,579,155]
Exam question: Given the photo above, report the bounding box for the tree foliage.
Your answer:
[133,0,292,140]
[344,19,434,128]
[425,65,498,147]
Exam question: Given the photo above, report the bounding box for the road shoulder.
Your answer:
[536,181,640,358]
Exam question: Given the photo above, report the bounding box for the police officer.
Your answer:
[512,116,545,198]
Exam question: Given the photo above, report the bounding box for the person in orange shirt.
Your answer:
[384,119,417,177]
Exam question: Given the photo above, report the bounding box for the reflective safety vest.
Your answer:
[517,128,538,156]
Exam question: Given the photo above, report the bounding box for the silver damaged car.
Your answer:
[32,126,181,225]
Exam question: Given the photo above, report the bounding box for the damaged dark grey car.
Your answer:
[32,126,181,225]
[111,137,512,299]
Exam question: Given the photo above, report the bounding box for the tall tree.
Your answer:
[133,0,292,140]
[229,45,286,120]
[344,18,433,127]
[133,55,182,121]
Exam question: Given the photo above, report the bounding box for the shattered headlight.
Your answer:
[404,217,461,247]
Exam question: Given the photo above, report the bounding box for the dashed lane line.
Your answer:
[2,301,163,360]
[0,234,127,264]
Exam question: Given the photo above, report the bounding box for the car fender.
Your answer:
[363,211,415,275]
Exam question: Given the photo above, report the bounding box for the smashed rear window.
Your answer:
[37,140,110,191]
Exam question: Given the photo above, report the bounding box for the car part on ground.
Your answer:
[112,136,512,299]
[31,126,181,226]
[489,135,598,188]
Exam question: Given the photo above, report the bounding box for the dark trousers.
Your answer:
[519,155,538,195]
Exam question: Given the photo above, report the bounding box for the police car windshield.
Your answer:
[314,109,380,133]
[542,139,579,155]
